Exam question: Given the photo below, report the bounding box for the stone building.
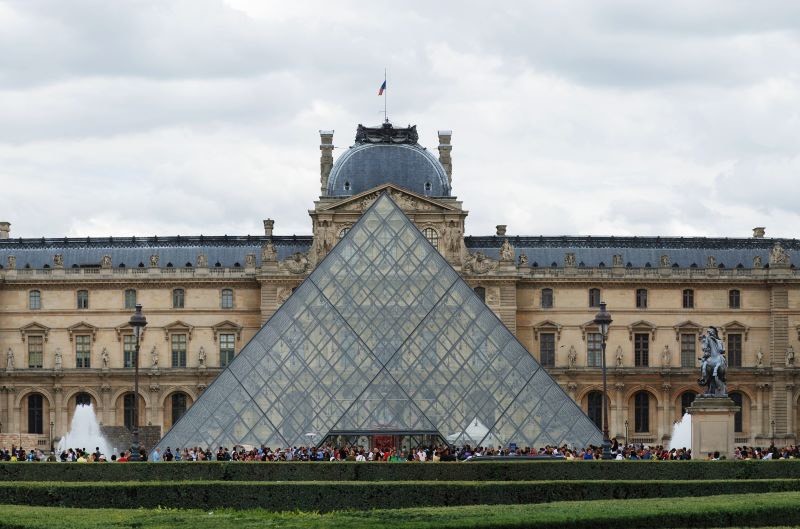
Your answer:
[1,121,799,451]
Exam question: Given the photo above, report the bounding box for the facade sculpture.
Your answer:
[567,346,577,369]
[54,348,62,370]
[499,239,514,262]
[6,347,13,371]
[151,346,159,368]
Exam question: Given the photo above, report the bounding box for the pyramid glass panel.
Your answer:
[155,192,602,453]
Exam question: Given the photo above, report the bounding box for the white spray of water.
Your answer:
[57,404,113,457]
[668,412,692,450]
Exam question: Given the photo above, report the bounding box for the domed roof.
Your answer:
[326,123,451,197]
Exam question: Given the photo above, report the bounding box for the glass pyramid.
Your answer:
[155,193,602,451]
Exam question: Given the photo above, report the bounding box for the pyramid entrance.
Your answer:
[155,193,602,452]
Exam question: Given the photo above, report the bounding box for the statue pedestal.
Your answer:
[688,396,739,460]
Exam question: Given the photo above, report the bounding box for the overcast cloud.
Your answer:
[1,0,799,239]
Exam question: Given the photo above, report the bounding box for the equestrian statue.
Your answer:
[698,326,727,397]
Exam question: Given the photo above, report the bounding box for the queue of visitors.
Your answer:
[2,442,799,462]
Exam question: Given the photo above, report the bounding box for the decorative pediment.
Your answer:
[212,320,243,342]
[20,322,50,342]
[163,320,194,341]
[532,320,562,340]
[67,321,98,341]
[673,320,703,341]
[580,320,600,341]
[720,320,749,341]
[321,184,458,214]
[115,322,147,341]
[628,320,656,341]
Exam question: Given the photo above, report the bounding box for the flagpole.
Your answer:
[384,68,388,123]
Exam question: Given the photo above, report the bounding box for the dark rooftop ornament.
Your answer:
[355,122,418,144]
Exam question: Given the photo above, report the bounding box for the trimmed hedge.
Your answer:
[1,460,800,483]
[1,492,800,529]
[1,479,799,511]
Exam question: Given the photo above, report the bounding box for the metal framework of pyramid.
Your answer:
[155,193,602,451]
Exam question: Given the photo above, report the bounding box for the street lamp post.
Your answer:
[128,304,147,461]
[49,420,54,453]
[624,419,629,447]
[593,302,613,460]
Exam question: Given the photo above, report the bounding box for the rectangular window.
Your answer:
[636,289,648,309]
[729,289,741,309]
[587,332,602,367]
[124,289,137,309]
[75,335,91,368]
[221,289,234,309]
[680,333,696,368]
[634,333,649,367]
[28,336,43,368]
[29,291,41,310]
[589,288,601,308]
[728,333,742,367]
[77,290,89,310]
[171,334,187,367]
[682,289,694,309]
[539,333,555,367]
[123,334,136,368]
[220,333,235,367]
[173,289,185,309]
[541,289,553,309]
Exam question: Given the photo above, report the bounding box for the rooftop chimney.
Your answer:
[320,130,334,195]
[0,222,9,239]
[437,130,452,184]
[753,227,765,238]
[496,225,507,237]
[263,219,274,237]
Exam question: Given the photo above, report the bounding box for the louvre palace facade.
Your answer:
[1,122,798,450]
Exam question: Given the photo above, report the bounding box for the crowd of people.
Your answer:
[1,441,799,462]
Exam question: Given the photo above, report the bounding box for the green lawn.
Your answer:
[0,492,798,529]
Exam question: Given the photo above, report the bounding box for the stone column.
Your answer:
[661,383,672,440]
[756,383,768,438]
[769,285,789,436]
[7,387,16,433]
[614,383,625,440]
[786,383,795,441]
[53,387,63,438]
[101,385,112,426]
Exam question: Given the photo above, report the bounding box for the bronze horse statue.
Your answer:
[698,326,727,396]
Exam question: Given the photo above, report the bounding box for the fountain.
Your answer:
[667,412,692,450]
[57,404,113,457]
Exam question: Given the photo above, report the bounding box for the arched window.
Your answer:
[541,288,554,308]
[124,289,137,309]
[683,289,694,309]
[75,392,92,407]
[77,289,89,309]
[474,286,486,302]
[635,288,648,309]
[730,392,743,433]
[123,393,136,430]
[28,394,43,434]
[680,391,696,417]
[634,391,650,433]
[422,228,439,249]
[172,288,185,309]
[171,393,187,427]
[729,289,741,309]
[587,391,603,429]
[29,290,41,310]
[589,288,601,308]
[221,288,234,309]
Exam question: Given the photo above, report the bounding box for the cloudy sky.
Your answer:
[1,0,799,239]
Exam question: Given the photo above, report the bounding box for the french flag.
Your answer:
[378,80,386,95]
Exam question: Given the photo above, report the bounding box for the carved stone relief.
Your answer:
[462,252,497,275]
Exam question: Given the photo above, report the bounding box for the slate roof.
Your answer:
[464,236,800,269]
[0,236,312,269]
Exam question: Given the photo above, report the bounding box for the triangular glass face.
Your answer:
[156,192,602,453]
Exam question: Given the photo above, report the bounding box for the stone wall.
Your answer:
[100,426,161,456]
